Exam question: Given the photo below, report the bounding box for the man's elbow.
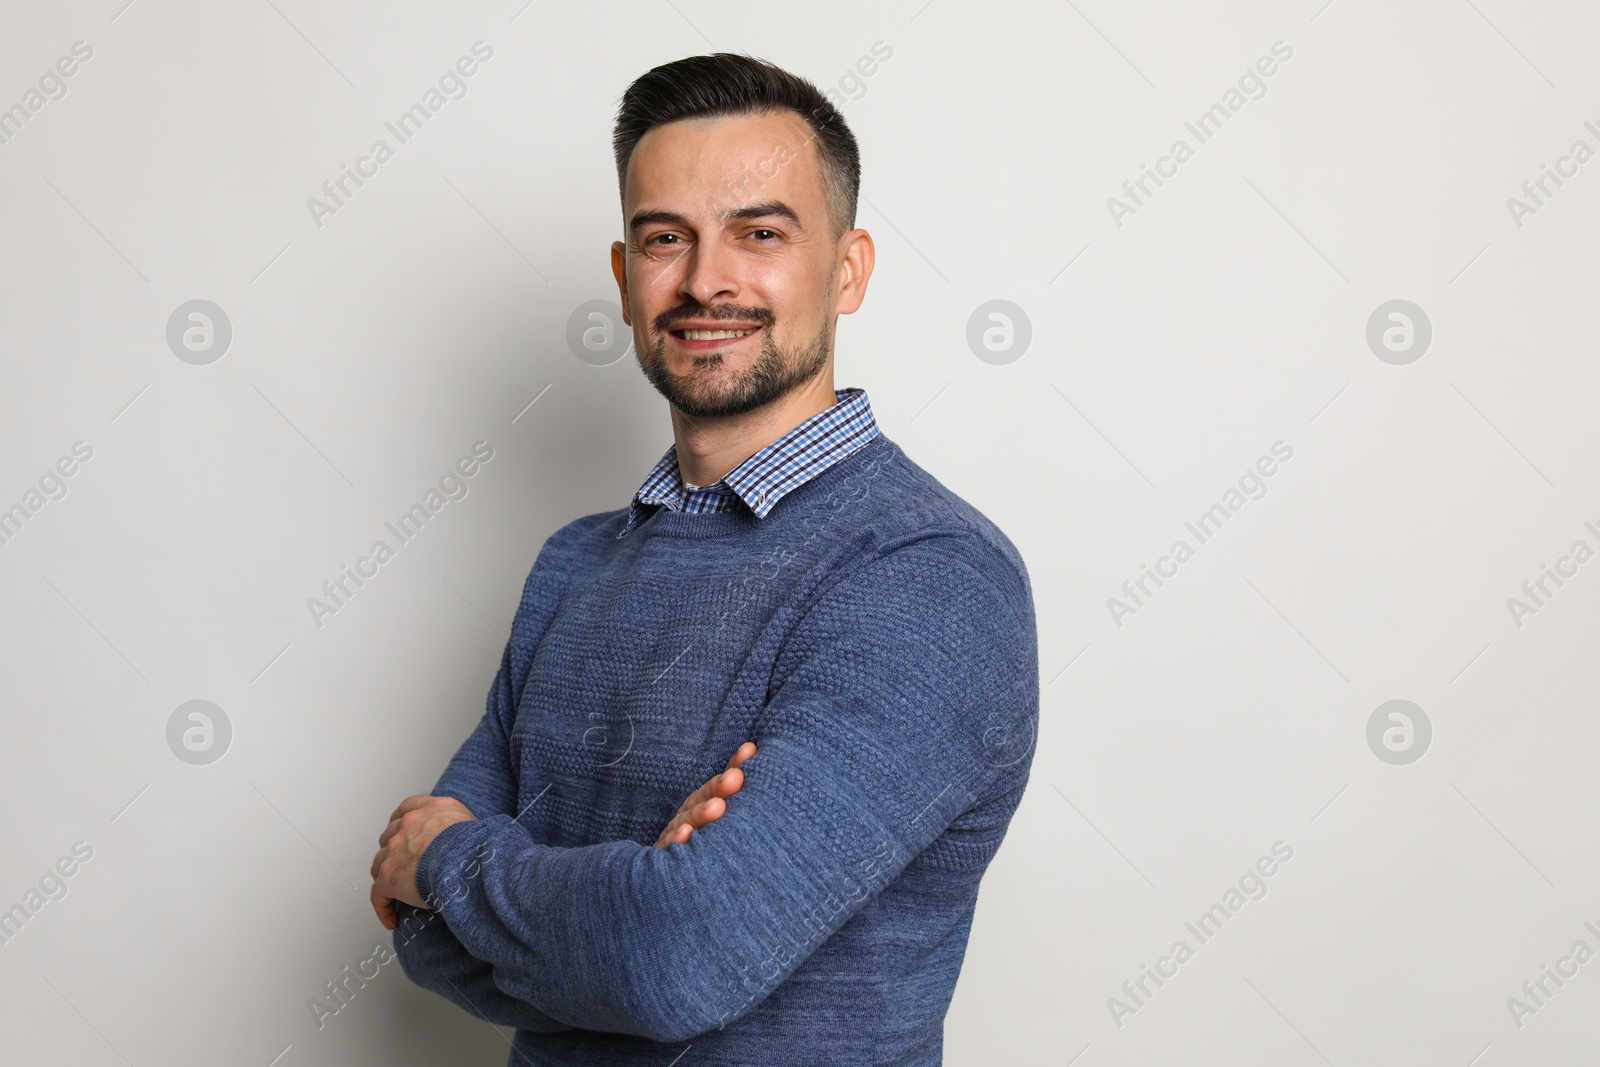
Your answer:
[610,943,772,1043]
[390,920,446,997]
[390,907,472,1000]
[621,997,727,1045]
[481,954,711,1042]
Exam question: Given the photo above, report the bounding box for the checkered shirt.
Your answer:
[617,387,879,538]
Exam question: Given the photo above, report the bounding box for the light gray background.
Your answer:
[2,1,1597,1064]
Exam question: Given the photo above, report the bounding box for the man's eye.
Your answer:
[649,234,681,247]
[750,229,778,241]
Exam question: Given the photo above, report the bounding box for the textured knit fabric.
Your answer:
[618,386,878,536]
[391,429,1039,1066]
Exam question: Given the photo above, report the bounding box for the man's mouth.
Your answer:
[670,325,763,347]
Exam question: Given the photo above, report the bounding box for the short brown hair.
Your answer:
[612,52,861,238]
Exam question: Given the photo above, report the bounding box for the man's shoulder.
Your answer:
[526,507,627,574]
[843,435,1031,603]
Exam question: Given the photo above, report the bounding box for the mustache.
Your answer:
[653,304,775,332]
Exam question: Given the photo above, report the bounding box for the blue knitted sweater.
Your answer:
[392,432,1039,1066]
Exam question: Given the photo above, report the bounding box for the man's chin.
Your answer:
[658,362,745,404]
[669,389,760,420]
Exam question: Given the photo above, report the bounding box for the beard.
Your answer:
[636,303,831,419]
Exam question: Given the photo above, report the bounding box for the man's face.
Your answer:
[612,110,852,420]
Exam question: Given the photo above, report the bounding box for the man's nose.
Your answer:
[680,240,739,307]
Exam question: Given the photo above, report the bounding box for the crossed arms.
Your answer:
[372,746,755,1034]
[374,532,1035,1042]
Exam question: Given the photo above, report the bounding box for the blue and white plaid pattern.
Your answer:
[618,387,878,538]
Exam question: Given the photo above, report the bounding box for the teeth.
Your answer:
[681,328,757,340]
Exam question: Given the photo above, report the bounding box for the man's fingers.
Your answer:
[371,883,397,931]
[669,796,726,838]
[652,821,692,850]
[379,794,477,850]
[678,766,742,815]
[653,816,692,850]
[675,743,754,814]
[712,767,744,798]
[673,773,724,818]
[381,795,436,844]
[652,743,757,850]
[687,796,725,827]
[678,748,753,821]
[653,796,726,849]
[387,795,431,824]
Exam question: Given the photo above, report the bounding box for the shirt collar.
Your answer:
[618,387,878,538]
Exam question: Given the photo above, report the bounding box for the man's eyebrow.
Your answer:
[627,201,804,234]
[725,200,802,227]
[628,209,692,234]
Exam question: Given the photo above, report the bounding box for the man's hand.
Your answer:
[654,742,757,849]
[371,794,478,930]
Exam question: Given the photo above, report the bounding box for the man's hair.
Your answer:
[612,53,861,239]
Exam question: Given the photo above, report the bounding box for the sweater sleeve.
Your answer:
[411,532,1039,1043]
[428,565,569,818]
[392,898,576,1031]
[391,562,574,1033]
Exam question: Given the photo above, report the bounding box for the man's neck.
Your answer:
[671,374,839,487]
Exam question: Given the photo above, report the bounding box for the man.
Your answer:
[371,52,1038,1064]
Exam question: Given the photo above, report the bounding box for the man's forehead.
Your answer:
[636,108,812,156]
[624,110,822,213]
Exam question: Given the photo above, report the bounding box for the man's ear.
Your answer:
[834,229,875,316]
[610,240,631,325]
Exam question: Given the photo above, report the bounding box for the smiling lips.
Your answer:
[670,323,764,349]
